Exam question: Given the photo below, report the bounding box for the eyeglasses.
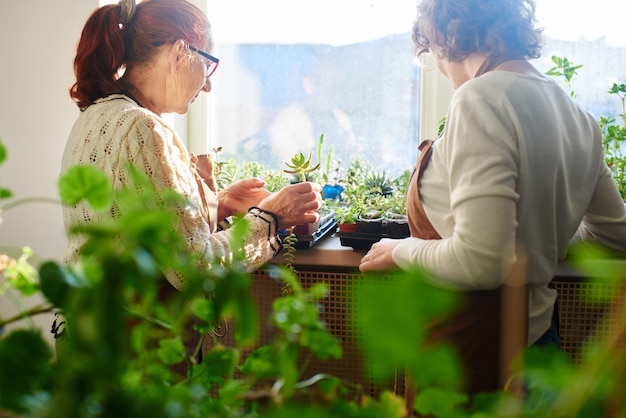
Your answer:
[188,45,220,78]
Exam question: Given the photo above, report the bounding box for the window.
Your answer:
[204,1,626,177]
[100,0,626,174]
[532,1,626,119]
[204,1,420,178]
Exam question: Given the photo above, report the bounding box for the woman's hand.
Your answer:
[218,178,271,220]
[359,238,401,272]
[258,182,323,230]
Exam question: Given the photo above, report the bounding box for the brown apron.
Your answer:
[405,139,503,399]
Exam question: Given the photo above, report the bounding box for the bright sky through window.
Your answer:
[535,0,626,46]
[100,1,626,46]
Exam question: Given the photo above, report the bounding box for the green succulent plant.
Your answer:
[363,171,394,196]
[283,151,320,183]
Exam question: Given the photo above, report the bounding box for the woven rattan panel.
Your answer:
[553,278,626,365]
[203,268,402,398]
[203,270,624,396]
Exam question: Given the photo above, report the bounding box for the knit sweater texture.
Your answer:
[61,94,280,289]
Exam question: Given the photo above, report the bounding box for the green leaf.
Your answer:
[376,390,408,418]
[301,327,342,360]
[4,248,39,296]
[415,387,469,417]
[513,345,574,390]
[191,297,214,322]
[214,268,258,346]
[39,261,88,307]
[0,187,12,199]
[411,345,463,389]
[157,336,186,365]
[0,139,6,164]
[307,282,329,300]
[191,345,238,384]
[354,269,460,382]
[240,345,281,379]
[57,165,113,210]
[0,330,54,413]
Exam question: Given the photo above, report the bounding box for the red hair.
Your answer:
[70,0,210,109]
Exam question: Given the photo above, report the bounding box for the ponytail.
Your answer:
[70,5,126,109]
[70,0,210,109]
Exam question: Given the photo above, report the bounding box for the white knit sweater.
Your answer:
[61,94,281,289]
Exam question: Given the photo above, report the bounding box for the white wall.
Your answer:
[0,0,98,338]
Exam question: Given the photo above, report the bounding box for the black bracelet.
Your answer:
[248,206,280,229]
[247,207,282,255]
[216,217,231,231]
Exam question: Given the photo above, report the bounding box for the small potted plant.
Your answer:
[282,151,325,237]
[363,171,394,197]
[384,211,409,237]
[312,133,344,202]
[321,159,344,202]
[334,204,361,233]
[359,209,385,234]
[382,172,411,237]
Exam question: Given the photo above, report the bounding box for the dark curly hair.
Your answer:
[412,0,543,62]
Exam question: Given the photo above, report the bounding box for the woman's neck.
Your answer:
[119,72,162,115]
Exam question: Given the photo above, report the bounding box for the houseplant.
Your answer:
[362,171,394,197]
[332,203,362,233]
[546,54,626,201]
[333,159,411,246]
[281,149,335,239]
[314,133,344,202]
[2,138,626,417]
[0,144,384,417]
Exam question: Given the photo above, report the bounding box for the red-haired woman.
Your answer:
[62,0,322,372]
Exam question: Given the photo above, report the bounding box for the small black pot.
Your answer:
[359,217,384,234]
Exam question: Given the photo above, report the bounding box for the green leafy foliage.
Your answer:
[325,156,409,226]
[281,231,299,282]
[2,141,626,417]
[363,171,394,196]
[0,247,39,297]
[414,388,469,417]
[546,55,626,201]
[57,164,114,210]
[354,270,461,387]
[546,55,583,98]
[1,159,383,417]
[0,329,54,413]
[599,82,626,201]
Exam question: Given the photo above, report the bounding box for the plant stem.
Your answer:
[1,197,62,212]
[0,303,54,328]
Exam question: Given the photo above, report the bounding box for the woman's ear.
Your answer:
[169,39,187,72]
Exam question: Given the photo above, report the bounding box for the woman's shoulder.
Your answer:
[91,94,154,118]
[87,94,173,132]
[460,71,554,98]
[451,71,560,117]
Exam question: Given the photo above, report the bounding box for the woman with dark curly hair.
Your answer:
[361,0,626,399]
